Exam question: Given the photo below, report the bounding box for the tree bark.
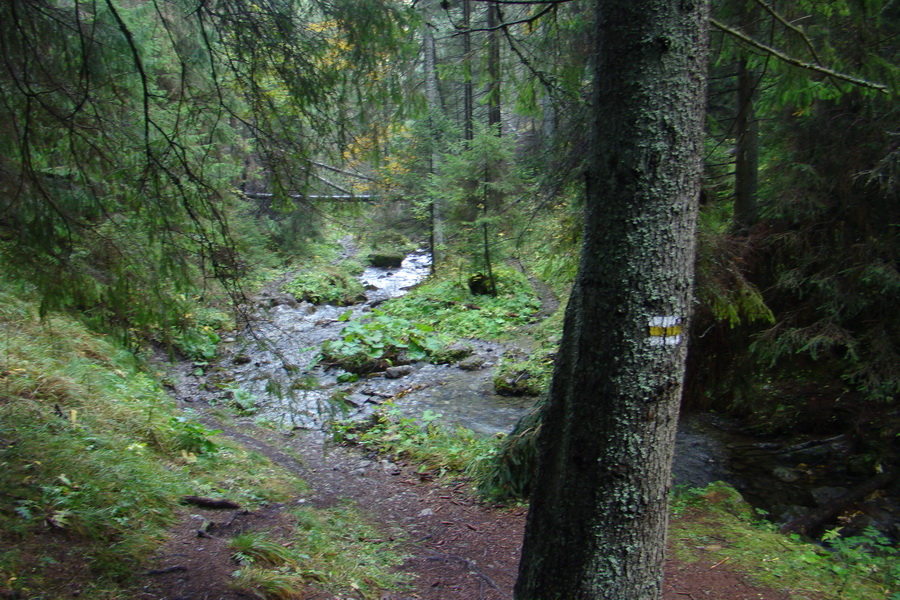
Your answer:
[423,23,446,269]
[514,1,709,599]
[462,0,474,145]
[486,1,502,135]
[733,57,759,232]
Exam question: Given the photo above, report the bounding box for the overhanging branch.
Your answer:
[711,18,889,94]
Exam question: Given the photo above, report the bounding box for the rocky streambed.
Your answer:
[170,250,898,539]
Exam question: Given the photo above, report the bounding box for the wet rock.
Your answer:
[367,251,405,268]
[342,393,368,408]
[494,371,536,396]
[774,504,807,523]
[258,291,298,308]
[773,466,801,483]
[432,342,474,364]
[457,356,485,371]
[386,365,414,379]
[811,486,847,506]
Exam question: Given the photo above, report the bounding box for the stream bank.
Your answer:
[173,250,898,540]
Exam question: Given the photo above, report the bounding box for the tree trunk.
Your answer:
[423,24,445,269]
[514,1,709,599]
[462,0,474,145]
[480,0,501,295]
[486,1,502,135]
[733,57,759,232]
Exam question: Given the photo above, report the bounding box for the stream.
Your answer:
[190,250,898,538]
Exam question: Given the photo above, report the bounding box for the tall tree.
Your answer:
[0,0,412,336]
[514,1,709,599]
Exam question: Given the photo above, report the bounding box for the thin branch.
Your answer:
[456,4,556,34]
[754,0,826,67]
[313,173,353,195]
[711,18,889,94]
[310,160,375,181]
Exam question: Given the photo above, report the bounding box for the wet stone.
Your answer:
[811,486,847,505]
[773,466,801,483]
[386,365,415,379]
[457,356,485,371]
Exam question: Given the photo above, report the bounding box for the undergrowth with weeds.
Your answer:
[321,310,448,374]
[282,260,366,306]
[670,482,900,600]
[230,505,406,599]
[331,402,500,479]
[379,266,541,340]
[0,282,392,598]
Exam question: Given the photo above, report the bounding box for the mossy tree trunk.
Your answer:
[514,1,709,599]
[733,56,760,232]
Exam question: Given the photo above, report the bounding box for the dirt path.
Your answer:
[138,398,803,600]
[137,266,808,600]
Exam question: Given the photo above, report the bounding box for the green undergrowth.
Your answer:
[331,402,500,479]
[671,482,900,600]
[230,503,406,599]
[0,283,401,599]
[331,405,898,600]
[321,309,449,374]
[282,262,366,306]
[380,265,542,340]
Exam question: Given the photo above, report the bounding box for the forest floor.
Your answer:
[136,410,811,600]
[133,255,820,600]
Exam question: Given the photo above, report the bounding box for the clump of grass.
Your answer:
[229,506,406,600]
[0,283,300,596]
[381,266,541,340]
[231,566,307,599]
[231,532,299,567]
[289,502,407,597]
[670,482,900,600]
[0,276,408,600]
[332,403,500,478]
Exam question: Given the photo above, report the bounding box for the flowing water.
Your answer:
[217,251,533,435]
[207,251,897,535]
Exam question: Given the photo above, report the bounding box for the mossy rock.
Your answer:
[432,342,475,364]
[367,251,405,268]
[283,267,365,305]
[494,370,541,396]
[431,342,475,365]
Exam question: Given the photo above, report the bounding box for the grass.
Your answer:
[332,402,501,480]
[670,482,900,600]
[380,265,542,340]
[0,281,398,599]
[229,505,407,600]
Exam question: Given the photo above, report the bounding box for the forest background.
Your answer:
[0,0,898,598]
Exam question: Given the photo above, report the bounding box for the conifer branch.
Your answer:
[754,0,826,70]
[456,3,556,33]
[710,18,889,94]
